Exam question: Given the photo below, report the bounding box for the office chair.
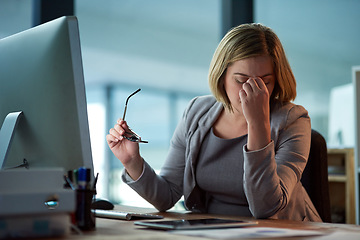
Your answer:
[300,129,332,222]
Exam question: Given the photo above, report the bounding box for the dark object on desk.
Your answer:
[95,209,163,220]
[77,189,96,230]
[91,199,114,210]
[134,218,257,230]
[300,129,331,223]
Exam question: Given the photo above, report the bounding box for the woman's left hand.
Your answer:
[239,77,270,124]
[239,77,271,150]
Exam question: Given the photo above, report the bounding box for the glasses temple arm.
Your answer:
[122,88,141,121]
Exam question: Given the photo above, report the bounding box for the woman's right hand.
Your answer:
[106,119,143,180]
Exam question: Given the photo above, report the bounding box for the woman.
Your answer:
[106,23,322,222]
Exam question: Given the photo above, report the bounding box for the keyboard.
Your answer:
[94,209,164,221]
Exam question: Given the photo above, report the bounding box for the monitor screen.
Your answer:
[0,16,93,175]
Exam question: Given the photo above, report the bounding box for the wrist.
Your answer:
[124,156,144,181]
[247,122,271,151]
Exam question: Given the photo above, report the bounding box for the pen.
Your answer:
[67,170,74,182]
[86,168,91,188]
[73,169,79,186]
[93,172,99,191]
[64,175,76,190]
[78,167,88,189]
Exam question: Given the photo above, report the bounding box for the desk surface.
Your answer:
[67,205,360,240]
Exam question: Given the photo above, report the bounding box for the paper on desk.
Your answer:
[170,227,324,239]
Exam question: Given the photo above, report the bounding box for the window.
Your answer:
[76,0,220,206]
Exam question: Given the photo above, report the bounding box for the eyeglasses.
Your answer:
[122,88,148,143]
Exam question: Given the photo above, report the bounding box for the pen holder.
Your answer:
[75,189,96,230]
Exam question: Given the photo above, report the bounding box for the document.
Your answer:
[170,227,325,239]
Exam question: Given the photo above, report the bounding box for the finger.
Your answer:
[253,77,267,90]
[115,119,129,131]
[116,119,130,133]
[239,89,247,102]
[120,121,132,133]
[114,123,125,135]
[242,79,254,93]
[106,134,119,146]
[246,78,260,91]
[109,128,123,140]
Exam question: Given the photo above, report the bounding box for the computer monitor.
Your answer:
[0,16,93,175]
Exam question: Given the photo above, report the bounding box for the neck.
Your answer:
[213,107,248,139]
[225,107,246,124]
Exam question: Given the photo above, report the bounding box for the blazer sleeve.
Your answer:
[243,104,311,218]
[121,98,197,211]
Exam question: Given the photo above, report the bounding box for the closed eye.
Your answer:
[261,76,273,85]
[235,77,248,84]
[235,79,246,84]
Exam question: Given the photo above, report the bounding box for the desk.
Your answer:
[69,205,360,239]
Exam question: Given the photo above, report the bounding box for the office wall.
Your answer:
[0,0,31,38]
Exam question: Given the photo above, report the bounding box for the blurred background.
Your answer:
[1,0,360,209]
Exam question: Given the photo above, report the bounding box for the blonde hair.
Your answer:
[208,23,296,111]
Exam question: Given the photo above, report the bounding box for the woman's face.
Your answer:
[223,55,276,114]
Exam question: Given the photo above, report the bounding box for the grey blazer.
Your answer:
[123,95,322,222]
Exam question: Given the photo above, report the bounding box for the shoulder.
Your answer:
[187,95,217,109]
[270,100,310,130]
[179,95,222,133]
[170,95,221,149]
[183,95,219,119]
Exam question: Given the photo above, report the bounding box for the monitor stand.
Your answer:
[0,111,24,169]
